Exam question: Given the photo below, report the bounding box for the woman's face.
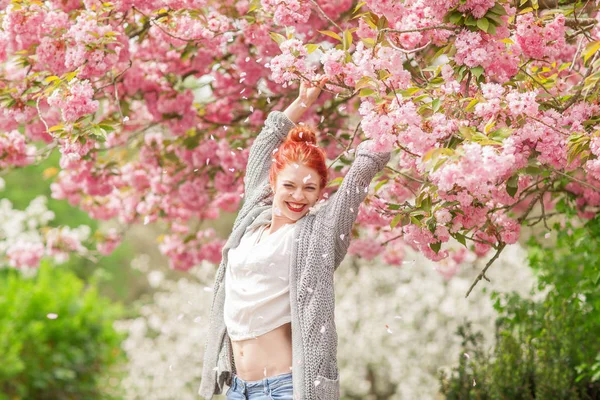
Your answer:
[271,162,323,223]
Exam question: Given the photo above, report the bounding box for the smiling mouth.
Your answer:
[286,202,306,212]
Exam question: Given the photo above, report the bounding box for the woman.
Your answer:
[198,79,391,400]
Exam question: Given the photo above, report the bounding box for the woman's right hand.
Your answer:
[283,76,328,123]
[298,76,328,108]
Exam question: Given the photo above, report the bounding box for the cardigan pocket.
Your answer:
[315,374,340,399]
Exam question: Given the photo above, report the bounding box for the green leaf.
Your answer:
[269,31,286,46]
[455,233,467,247]
[305,43,320,54]
[390,214,403,229]
[374,179,388,193]
[448,11,464,25]
[464,15,477,26]
[465,98,479,112]
[593,272,600,286]
[471,66,484,79]
[506,174,519,197]
[477,17,490,33]
[432,98,441,113]
[359,88,376,97]
[490,3,507,16]
[343,30,353,50]
[352,1,366,14]
[326,176,344,187]
[318,30,342,41]
[583,41,600,64]
[49,124,65,132]
[430,241,442,254]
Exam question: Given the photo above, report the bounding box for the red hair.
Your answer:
[269,125,328,190]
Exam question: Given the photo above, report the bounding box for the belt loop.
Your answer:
[263,376,270,394]
[230,374,237,392]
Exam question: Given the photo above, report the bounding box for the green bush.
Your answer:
[0,261,126,400]
[440,214,600,400]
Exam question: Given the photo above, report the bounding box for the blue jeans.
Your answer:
[226,371,293,400]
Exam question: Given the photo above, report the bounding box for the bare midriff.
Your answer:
[231,322,293,381]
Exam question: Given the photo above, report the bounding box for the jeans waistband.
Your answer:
[230,371,293,393]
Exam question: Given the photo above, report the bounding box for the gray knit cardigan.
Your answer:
[198,111,391,399]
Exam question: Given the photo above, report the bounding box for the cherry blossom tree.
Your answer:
[1,0,599,294]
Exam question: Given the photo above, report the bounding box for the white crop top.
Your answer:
[224,222,296,341]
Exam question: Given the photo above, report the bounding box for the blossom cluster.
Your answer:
[0,0,598,273]
[0,193,91,271]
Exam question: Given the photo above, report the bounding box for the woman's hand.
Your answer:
[284,76,328,123]
[298,76,329,108]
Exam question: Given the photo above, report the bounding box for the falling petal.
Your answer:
[211,134,215,140]
[143,216,150,225]
[394,315,402,319]
[230,151,235,156]
[47,313,58,319]
[350,208,354,212]
[123,116,129,122]
[194,316,202,323]
[307,287,313,293]
[223,126,228,131]
[300,102,307,108]
[464,353,470,359]
[267,97,271,104]
[256,58,263,62]
[544,232,551,239]
[169,365,174,371]
[320,325,326,333]
[264,367,267,377]
[320,115,324,123]
[314,380,321,387]
[303,174,312,183]
[194,168,198,172]
[245,56,250,62]
[299,131,303,138]
[206,158,210,165]
[340,234,345,240]
[177,314,184,320]
[293,163,299,169]
[250,106,254,112]
[322,253,327,258]
[203,286,213,292]
[213,367,219,371]
[229,168,235,172]
[364,186,368,193]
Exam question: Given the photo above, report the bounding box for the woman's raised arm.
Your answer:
[243,77,328,199]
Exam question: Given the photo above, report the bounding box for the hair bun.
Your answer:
[286,126,317,145]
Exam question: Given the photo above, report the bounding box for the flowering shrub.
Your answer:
[0,260,126,399]
[115,244,535,398]
[1,0,599,294]
[440,214,600,398]
[0,191,94,271]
